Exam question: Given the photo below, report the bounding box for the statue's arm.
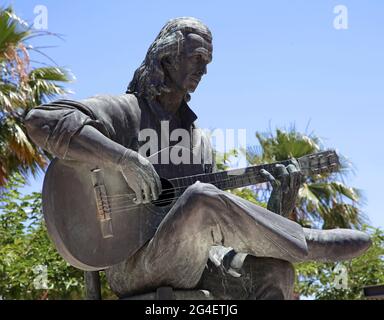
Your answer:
[24,99,161,203]
[24,101,126,167]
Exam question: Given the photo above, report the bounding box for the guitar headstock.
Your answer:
[298,150,340,177]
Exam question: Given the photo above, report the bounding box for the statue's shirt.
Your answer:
[25,93,214,169]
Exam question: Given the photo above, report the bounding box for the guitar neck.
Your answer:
[170,150,340,192]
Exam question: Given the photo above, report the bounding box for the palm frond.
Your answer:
[0,6,73,187]
[0,81,26,111]
[0,7,30,61]
[27,67,73,105]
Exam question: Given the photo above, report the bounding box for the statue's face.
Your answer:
[164,33,212,93]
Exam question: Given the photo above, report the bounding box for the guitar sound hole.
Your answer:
[152,178,175,207]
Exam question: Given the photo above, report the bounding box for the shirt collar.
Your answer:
[143,96,197,129]
[178,99,198,128]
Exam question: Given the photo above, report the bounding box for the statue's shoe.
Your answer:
[303,228,372,262]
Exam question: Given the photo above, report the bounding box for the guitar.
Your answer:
[42,148,339,271]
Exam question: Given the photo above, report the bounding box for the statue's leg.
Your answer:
[106,181,305,297]
[106,182,369,297]
[198,256,295,300]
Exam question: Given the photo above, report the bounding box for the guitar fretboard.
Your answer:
[169,150,339,192]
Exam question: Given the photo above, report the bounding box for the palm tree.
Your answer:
[0,6,72,186]
[242,128,365,229]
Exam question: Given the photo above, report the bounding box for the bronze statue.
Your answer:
[24,17,371,300]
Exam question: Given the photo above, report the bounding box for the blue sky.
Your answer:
[9,0,384,227]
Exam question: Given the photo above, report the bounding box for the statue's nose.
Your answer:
[196,65,207,76]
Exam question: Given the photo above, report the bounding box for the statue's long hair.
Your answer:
[126,17,212,102]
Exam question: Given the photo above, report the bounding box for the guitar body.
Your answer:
[42,147,205,271]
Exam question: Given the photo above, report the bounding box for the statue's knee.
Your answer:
[184,181,219,204]
[180,182,223,224]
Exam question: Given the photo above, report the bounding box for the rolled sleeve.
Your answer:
[25,99,108,159]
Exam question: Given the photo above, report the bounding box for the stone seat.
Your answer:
[84,272,214,300]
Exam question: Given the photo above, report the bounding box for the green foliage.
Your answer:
[295,226,384,300]
[0,174,116,299]
[230,188,266,207]
[255,128,320,162]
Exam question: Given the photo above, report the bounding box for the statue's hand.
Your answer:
[260,159,302,217]
[117,149,162,204]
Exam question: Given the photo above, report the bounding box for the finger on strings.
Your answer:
[132,183,143,204]
[260,168,279,189]
[141,181,151,204]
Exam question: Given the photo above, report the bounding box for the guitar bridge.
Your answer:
[91,168,114,239]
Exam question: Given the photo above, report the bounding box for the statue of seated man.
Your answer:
[24,17,371,300]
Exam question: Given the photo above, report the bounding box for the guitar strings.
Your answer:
[104,171,261,199]
[99,175,254,213]
[106,177,253,200]
[106,163,328,202]
[96,164,337,214]
[104,162,287,199]
[106,194,209,214]
[105,164,322,200]
[107,174,265,203]
[103,175,276,214]
[107,173,335,213]
[104,161,336,200]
